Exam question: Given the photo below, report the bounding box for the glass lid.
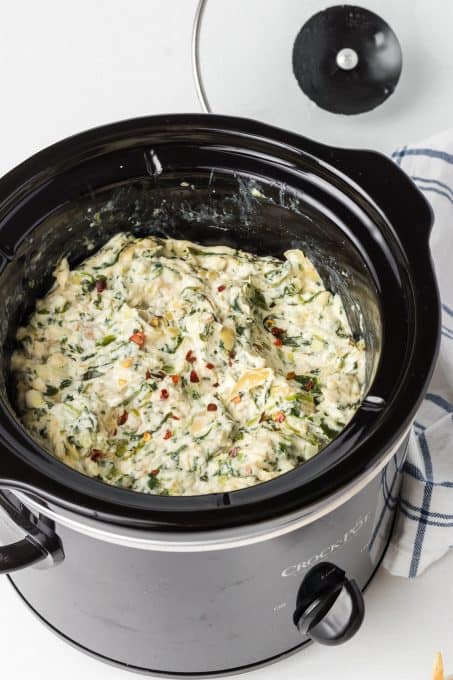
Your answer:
[193,0,453,151]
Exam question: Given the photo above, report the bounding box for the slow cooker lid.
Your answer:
[0,115,440,530]
[193,0,453,151]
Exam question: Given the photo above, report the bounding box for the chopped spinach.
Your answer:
[320,421,340,440]
[248,286,267,310]
[96,334,116,347]
[82,368,104,381]
[56,301,71,313]
[147,473,160,490]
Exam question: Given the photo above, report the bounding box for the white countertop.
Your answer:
[0,2,452,678]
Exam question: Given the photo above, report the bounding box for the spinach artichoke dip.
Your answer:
[11,233,366,496]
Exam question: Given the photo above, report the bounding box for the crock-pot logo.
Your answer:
[281,513,370,577]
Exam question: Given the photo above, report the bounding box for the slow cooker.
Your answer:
[0,114,440,676]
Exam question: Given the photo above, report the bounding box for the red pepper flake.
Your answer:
[150,468,159,476]
[207,403,218,412]
[273,411,286,423]
[90,448,104,462]
[171,375,180,385]
[145,369,152,380]
[190,370,199,383]
[229,447,239,458]
[286,371,296,380]
[228,350,236,367]
[129,331,146,346]
[304,379,314,391]
[206,362,215,370]
[271,326,284,337]
[95,278,107,293]
[160,388,169,400]
[171,413,181,420]
[185,350,197,363]
[163,429,173,440]
[217,284,226,292]
[274,337,283,347]
[117,410,128,426]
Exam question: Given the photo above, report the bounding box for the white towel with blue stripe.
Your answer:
[382,131,453,577]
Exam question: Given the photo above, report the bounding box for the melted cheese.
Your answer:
[11,233,366,495]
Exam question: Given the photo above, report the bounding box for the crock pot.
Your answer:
[0,114,440,676]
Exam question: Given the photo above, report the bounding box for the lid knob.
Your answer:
[336,47,359,71]
[293,562,365,645]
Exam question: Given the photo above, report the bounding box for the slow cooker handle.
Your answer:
[310,144,434,240]
[0,536,48,574]
[0,490,64,574]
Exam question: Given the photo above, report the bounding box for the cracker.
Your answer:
[432,652,444,680]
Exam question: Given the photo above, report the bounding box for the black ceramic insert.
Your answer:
[0,115,439,530]
[292,5,403,114]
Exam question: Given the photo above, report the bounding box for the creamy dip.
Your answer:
[12,233,366,495]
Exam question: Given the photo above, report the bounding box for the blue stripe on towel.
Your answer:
[400,505,453,528]
[409,432,434,576]
[404,458,453,487]
[392,148,453,165]
[411,177,453,199]
[400,497,453,521]
[416,184,453,206]
[404,461,425,481]
[393,146,407,166]
[425,393,453,413]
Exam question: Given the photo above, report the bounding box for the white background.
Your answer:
[0,2,452,679]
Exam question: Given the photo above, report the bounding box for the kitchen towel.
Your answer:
[382,130,453,577]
